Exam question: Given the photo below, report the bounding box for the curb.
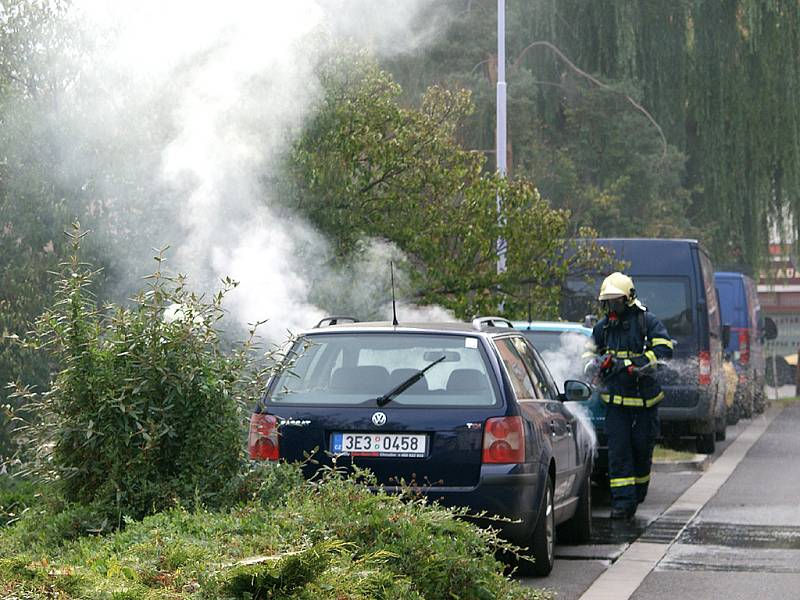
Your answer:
[652,454,709,472]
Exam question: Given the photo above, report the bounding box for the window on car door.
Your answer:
[514,338,558,400]
[495,338,538,400]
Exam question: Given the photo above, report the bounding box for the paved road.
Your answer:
[520,401,800,599]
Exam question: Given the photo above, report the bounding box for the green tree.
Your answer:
[285,51,610,319]
[387,0,800,271]
[0,0,78,461]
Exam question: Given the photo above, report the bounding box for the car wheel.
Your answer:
[740,394,753,419]
[696,432,715,454]
[558,464,592,544]
[726,403,740,426]
[591,471,610,489]
[753,388,766,414]
[715,399,727,430]
[522,474,555,577]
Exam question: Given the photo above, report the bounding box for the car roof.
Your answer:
[715,271,752,282]
[302,321,519,338]
[512,320,593,335]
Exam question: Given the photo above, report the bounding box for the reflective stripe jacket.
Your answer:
[584,307,673,407]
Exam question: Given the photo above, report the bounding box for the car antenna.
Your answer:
[390,261,399,326]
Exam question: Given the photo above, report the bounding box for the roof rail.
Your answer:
[472,316,514,330]
[314,316,360,328]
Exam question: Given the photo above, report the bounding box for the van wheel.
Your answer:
[517,474,555,577]
[558,465,592,544]
[697,433,715,454]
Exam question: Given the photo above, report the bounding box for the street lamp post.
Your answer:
[496,0,507,275]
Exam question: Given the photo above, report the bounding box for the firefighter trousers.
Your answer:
[605,403,659,511]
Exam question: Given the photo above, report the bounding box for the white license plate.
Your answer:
[331,432,427,458]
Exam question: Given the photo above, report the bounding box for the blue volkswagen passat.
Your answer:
[248,317,594,576]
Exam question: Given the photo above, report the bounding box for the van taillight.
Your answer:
[698,351,712,385]
[739,330,750,364]
[248,413,279,461]
[482,416,525,464]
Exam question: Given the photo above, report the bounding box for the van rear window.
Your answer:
[562,277,692,339]
[635,277,692,338]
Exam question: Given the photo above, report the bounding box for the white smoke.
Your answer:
[539,332,591,388]
[28,0,445,340]
[538,332,599,458]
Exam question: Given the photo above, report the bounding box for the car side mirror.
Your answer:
[722,324,731,348]
[561,379,592,402]
[763,317,778,341]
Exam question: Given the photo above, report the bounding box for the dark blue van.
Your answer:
[715,272,769,417]
[562,238,728,454]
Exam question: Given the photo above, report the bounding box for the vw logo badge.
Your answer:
[371,411,387,426]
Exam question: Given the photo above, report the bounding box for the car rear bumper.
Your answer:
[383,463,542,547]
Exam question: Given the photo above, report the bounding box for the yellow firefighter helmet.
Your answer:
[598,272,636,304]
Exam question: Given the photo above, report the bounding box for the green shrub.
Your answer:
[0,475,39,526]
[10,223,270,522]
[0,467,552,599]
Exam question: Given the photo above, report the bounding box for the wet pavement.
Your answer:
[636,402,800,598]
[521,402,800,599]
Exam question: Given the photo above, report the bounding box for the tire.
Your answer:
[558,465,592,544]
[739,390,753,419]
[715,427,727,442]
[591,471,610,489]
[517,474,555,577]
[726,402,740,426]
[753,387,766,414]
[697,432,716,454]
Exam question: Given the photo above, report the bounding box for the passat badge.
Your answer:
[371,412,387,426]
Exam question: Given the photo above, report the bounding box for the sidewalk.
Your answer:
[631,402,800,599]
[765,384,797,400]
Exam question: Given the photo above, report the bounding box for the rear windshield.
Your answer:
[563,276,692,340]
[519,330,590,386]
[634,277,692,339]
[267,333,500,406]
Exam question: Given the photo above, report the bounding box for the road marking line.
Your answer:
[578,405,782,600]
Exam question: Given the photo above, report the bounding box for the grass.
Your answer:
[775,396,800,407]
[652,445,697,462]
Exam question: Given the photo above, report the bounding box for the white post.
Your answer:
[496,0,507,275]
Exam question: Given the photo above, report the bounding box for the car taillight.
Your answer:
[698,351,712,385]
[482,416,525,464]
[248,413,279,461]
[739,330,750,365]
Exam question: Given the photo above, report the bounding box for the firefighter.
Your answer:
[584,272,673,519]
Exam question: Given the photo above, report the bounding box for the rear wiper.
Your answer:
[373,355,446,407]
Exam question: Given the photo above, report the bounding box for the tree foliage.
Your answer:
[286,51,610,319]
[387,0,800,271]
[0,0,79,461]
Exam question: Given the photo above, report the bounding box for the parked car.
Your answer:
[715,271,777,416]
[562,238,729,454]
[512,320,609,485]
[248,316,595,575]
